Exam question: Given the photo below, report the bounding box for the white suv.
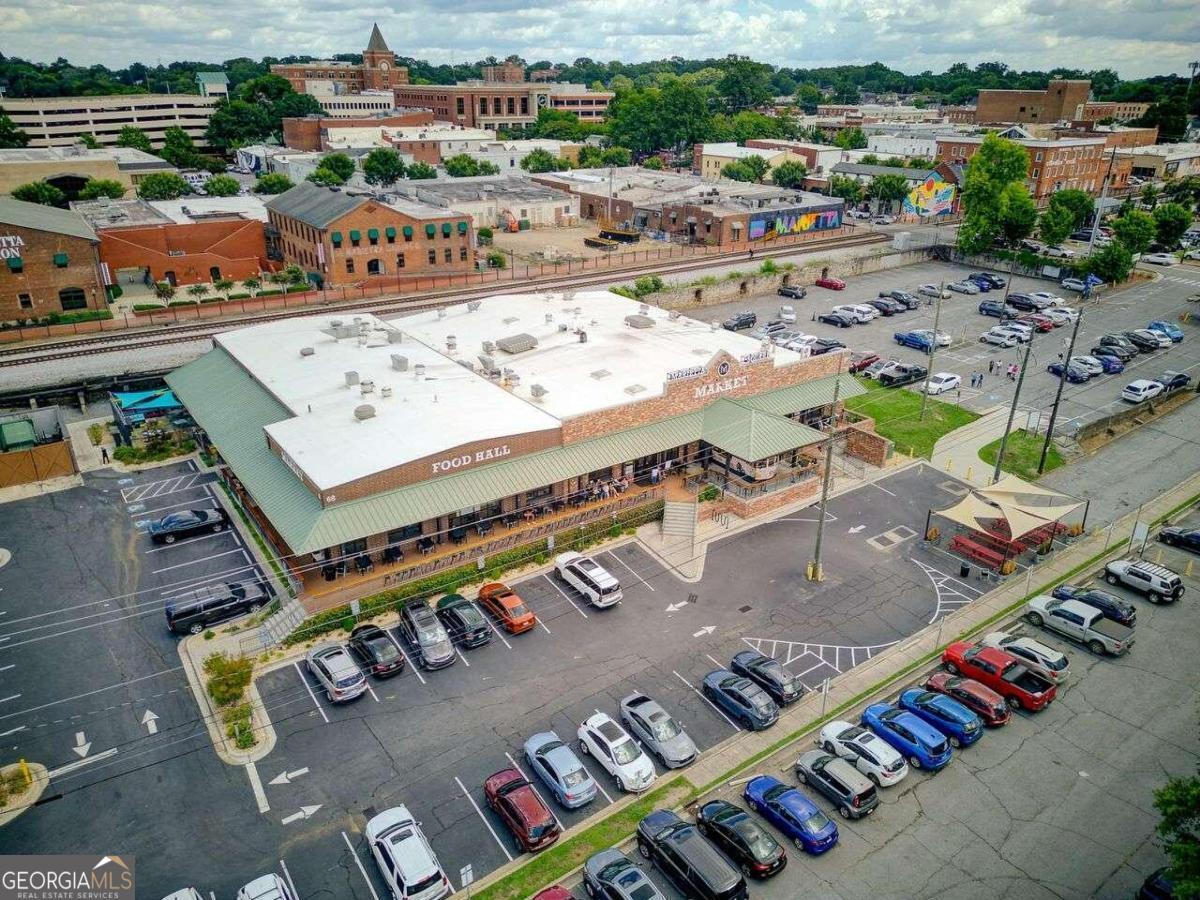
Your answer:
[577,712,656,792]
[832,304,877,323]
[817,721,908,787]
[366,806,453,900]
[236,875,296,900]
[306,644,367,703]
[554,551,622,608]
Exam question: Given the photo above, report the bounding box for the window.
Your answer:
[58,287,87,310]
[396,252,405,269]
[456,97,465,115]
[459,247,467,261]
[520,97,529,115]
[346,259,355,274]
[1032,169,1039,178]
[341,538,367,556]
[507,97,515,115]
[1035,152,1043,162]
[428,249,437,265]
[367,259,382,275]
[493,97,502,115]
[18,293,32,309]
[444,248,452,263]
[387,524,422,545]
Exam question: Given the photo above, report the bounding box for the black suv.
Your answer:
[777,285,806,299]
[1050,584,1136,627]
[1123,331,1161,352]
[730,651,804,705]
[347,624,406,677]
[722,311,757,331]
[637,810,749,900]
[879,289,921,309]
[1005,294,1040,312]
[1091,343,1135,361]
[165,579,271,635]
[978,300,1016,319]
[970,272,1006,289]
[867,298,904,316]
[878,363,928,387]
[695,799,786,879]
[434,594,492,649]
[1100,334,1139,355]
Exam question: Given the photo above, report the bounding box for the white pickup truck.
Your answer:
[1024,595,1134,656]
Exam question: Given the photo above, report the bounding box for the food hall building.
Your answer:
[167,292,890,612]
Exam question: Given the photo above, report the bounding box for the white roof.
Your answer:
[149,196,270,224]
[701,143,784,161]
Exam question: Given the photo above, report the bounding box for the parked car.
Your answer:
[778,309,797,329]
[749,320,788,339]
[1100,333,1139,354]
[1158,526,1200,553]
[236,875,296,900]
[1016,313,1055,332]
[816,721,908,787]
[1043,307,1078,326]
[1043,245,1074,258]
[742,775,838,855]
[366,806,453,900]
[477,581,537,634]
[1005,293,1040,312]
[582,849,666,900]
[923,673,1010,727]
[970,272,1006,288]
[702,669,780,730]
[980,631,1070,684]
[863,359,901,380]
[847,208,871,220]
[619,693,698,769]
[794,750,879,819]
[894,330,934,352]
[778,285,807,300]
[866,297,905,316]
[1068,356,1105,376]
[922,372,961,395]
[524,731,597,809]
[878,363,928,387]
[1049,584,1137,627]
[164,578,271,635]
[964,275,991,291]
[917,283,949,299]
[1024,595,1135,656]
[485,768,561,852]
[1124,329,1168,351]
[695,799,787,880]
[398,599,456,670]
[1147,320,1184,342]
[1091,343,1135,362]
[435,594,492,649]
[1069,229,1095,242]
[1104,559,1185,602]
[941,642,1057,711]
[848,351,881,373]
[577,712,656,793]
[636,809,750,899]
[873,214,894,225]
[897,688,984,749]
[860,703,952,771]
[1156,371,1192,393]
[347,624,405,678]
[722,311,757,331]
[1061,277,1088,292]
[879,289,921,309]
[978,299,1016,319]
[1090,353,1125,373]
[832,304,877,322]
[555,551,622,608]
[782,333,818,351]
[999,321,1033,342]
[978,328,1017,349]
[730,651,805,705]
[814,276,846,290]
[1122,379,1164,403]
[1142,252,1177,266]
[149,507,229,544]
[1137,867,1176,900]
[1047,361,1090,383]
[809,338,845,355]
[948,280,980,294]
[818,312,856,328]
[1029,291,1067,307]
[306,643,368,703]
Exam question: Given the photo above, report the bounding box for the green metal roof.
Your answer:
[0,197,97,242]
[739,373,865,417]
[168,350,854,554]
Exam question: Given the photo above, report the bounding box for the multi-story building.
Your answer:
[743,140,848,177]
[270,23,409,94]
[1075,100,1151,123]
[0,197,106,322]
[941,105,977,124]
[389,175,579,229]
[975,80,1091,125]
[865,134,938,160]
[394,81,612,131]
[480,62,527,83]
[281,110,435,152]
[0,146,176,197]
[935,134,1107,198]
[302,87,397,119]
[1,94,219,150]
[693,143,793,181]
[1115,143,1200,180]
[264,181,474,287]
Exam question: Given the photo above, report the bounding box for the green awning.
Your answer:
[403,225,413,237]
[457,221,468,234]
[5,257,22,270]
[425,224,436,237]
[701,399,823,462]
[385,226,397,238]
[331,231,342,245]
[441,223,453,236]
[349,229,361,241]
[367,228,380,239]
[53,252,68,267]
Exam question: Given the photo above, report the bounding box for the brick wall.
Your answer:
[697,475,821,523]
[0,224,105,321]
[97,219,268,285]
[843,422,891,467]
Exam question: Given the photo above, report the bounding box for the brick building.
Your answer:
[271,23,409,95]
[934,135,1107,199]
[265,182,473,287]
[282,110,435,152]
[1075,100,1151,123]
[941,106,977,124]
[394,81,612,131]
[481,62,527,83]
[975,80,1091,125]
[0,198,106,322]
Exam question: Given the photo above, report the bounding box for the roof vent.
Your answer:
[299,346,315,357]
[506,372,521,387]
[354,404,376,421]
[330,319,344,328]
[380,385,393,398]
[414,363,426,379]
[502,316,519,325]
[477,354,498,372]
[531,383,548,400]
[639,303,650,315]
[545,313,554,324]
[624,314,654,329]
[387,329,403,344]
[624,384,646,396]
[578,331,588,343]
[345,370,360,387]
[360,379,375,395]
[446,335,457,352]
[391,354,408,371]
[437,308,446,319]
[481,339,496,353]
[496,333,538,354]
[467,300,482,311]
[590,369,611,380]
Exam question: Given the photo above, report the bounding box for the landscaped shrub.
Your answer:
[286,283,309,293]
[167,300,198,308]
[133,304,164,312]
[106,284,123,301]
[200,296,224,304]
[204,653,254,706]
[256,289,283,297]
[223,703,255,749]
[226,292,251,300]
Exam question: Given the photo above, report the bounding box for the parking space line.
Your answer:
[536,617,553,635]
[454,775,514,862]
[575,757,614,804]
[387,631,426,685]
[279,860,299,900]
[456,648,471,667]
[479,613,513,650]
[505,751,564,832]
[671,670,741,732]
[606,552,655,591]
[366,682,381,702]
[704,653,723,669]
[791,658,828,679]
[143,530,233,554]
[131,497,217,517]
[541,574,589,619]
[340,831,382,900]
[245,761,270,813]
[292,662,329,724]
[152,548,243,574]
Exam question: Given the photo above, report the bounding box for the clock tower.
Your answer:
[362,23,404,90]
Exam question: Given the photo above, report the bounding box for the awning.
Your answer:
[935,474,1083,541]
[385,226,397,239]
[402,226,413,238]
[5,257,22,270]
[442,223,453,236]
[331,231,343,245]
[53,252,68,267]
[936,493,1003,532]
[349,229,361,241]
[367,228,380,240]
[978,475,1065,500]
[700,398,823,461]
[425,224,436,237]
[457,221,468,234]
[686,216,697,224]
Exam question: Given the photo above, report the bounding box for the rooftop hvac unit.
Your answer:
[711,320,720,331]
[507,373,521,387]
[467,300,482,311]
[457,359,475,371]
[299,346,315,357]
[495,332,538,354]
[414,363,426,378]
[391,354,408,372]
[387,330,403,344]
[481,340,496,353]
[639,303,650,315]
[578,331,588,343]
[354,404,376,421]
[478,354,496,371]
[624,314,654,329]
[446,335,457,351]
[545,313,554,324]
[331,319,344,330]
[437,308,446,319]
[380,385,393,398]
[530,383,548,399]
[558,323,569,332]
[345,370,360,387]
[669,310,681,320]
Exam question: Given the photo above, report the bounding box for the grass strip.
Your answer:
[844,378,979,460]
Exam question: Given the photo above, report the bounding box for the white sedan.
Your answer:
[1069,356,1105,376]
[817,721,908,787]
[1029,291,1067,307]
[1142,252,1177,266]
[577,712,656,793]
[948,280,980,295]
[911,328,952,347]
[981,631,1070,684]
[917,283,950,299]
[922,372,962,395]
[1043,307,1078,325]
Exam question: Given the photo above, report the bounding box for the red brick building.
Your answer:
[271,24,409,95]
[935,135,1107,199]
[94,215,269,287]
[282,110,435,152]
[975,80,1091,125]
[0,198,106,322]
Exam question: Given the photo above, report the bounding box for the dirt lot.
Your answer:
[491,223,647,263]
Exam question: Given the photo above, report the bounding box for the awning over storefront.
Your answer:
[701,398,823,461]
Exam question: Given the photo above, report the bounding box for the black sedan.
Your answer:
[435,594,493,649]
[149,508,230,544]
[1091,343,1135,362]
[1100,334,1139,355]
[978,300,1016,319]
[1047,361,1090,383]
[1005,294,1040,312]
[809,338,846,355]
[730,650,805,705]
[1158,526,1200,553]
[702,669,779,730]
[696,799,787,879]
[1123,331,1162,352]
[867,297,905,316]
[878,363,928,387]
[778,285,807,300]
[1050,584,1137,627]
[817,312,856,328]
[348,624,406,677]
[970,272,1006,288]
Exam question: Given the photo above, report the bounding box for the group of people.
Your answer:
[986,359,1020,381]
[580,476,631,503]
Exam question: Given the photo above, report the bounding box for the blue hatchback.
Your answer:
[743,775,838,854]
[1093,354,1125,374]
[1147,320,1184,342]
[898,689,985,748]
[861,703,953,771]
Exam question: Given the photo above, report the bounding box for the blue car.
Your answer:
[743,775,838,854]
[894,330,934,352]
[1093,354,1125,374]
[1147,320,1184,342]
[861,703,952,771]
[524,731,597,809]
[702,670,779,730]
[966,275,993,292]
[898,689,985,748]
[1047,361,1090,383]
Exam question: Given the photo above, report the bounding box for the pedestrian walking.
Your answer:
[100,446,109,464]
[988,359,996,375]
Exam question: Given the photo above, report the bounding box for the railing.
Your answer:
[702,466,819,500]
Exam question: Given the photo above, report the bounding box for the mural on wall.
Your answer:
[748,207,842,241]
[903,175,957,217]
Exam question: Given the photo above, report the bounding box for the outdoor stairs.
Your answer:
[661,500,698,539]
[259,597,308,649]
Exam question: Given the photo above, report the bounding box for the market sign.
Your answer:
[0,235,26,259]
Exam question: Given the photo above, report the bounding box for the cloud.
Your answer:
[1,0,1193,78]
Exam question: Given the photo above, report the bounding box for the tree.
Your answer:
[1154,769,1200,898]
[444,153,484,177]
[242,276,261,293]
[235,73,295,106]
[0,110,30,148]
[716,57,773,113]
[1086,241,1134,283]
[834,127,867,150]
[77,178,126,200]
[206,100,272,150]
[722,155,769,183]
[1111,210,1157,254]
[642,156,664,170]
[867,173,910,211]
[406,162,437,180]
[771,159,808,189]
[1153,202,1192,248]
[362,148,406,186]
[600,147,632,167]
[213,278,235,294]
[657,78,712,150]
[78,133,100,149]
[115,126,152,153]
[306,166,345,187]
[478,160,500,175]
[187,284,209,300]
[202,174,240,197]
[859,154,880,166]
[137,172,192,200]
[520,148,565,173]
[880,157,908,168]
[907,157,935,169]
[1163,176,1200,211]
[319,153,356,182]
[957,133,1033,254]
[794,83,823,113]
[829,176,864,205]
[11,181,65,206]
[253,173,294,195]
[1140,183,1159,210]
[1048,188,1094,229]
[997,183,1038,247]
[160,126,199,168]
[1038,203,1075,248]
[154,281,176,301]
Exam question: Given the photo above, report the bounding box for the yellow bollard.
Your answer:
[19,758,30,786]
[966,466,973,481]
[1186,559,1194,578]
[1155,548,1163,564]
[945,458,952,471]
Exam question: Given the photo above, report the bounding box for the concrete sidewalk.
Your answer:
[929,405,1015,486]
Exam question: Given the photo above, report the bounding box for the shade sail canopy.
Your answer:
[936,493,1003,533]
[935,474,1083,541]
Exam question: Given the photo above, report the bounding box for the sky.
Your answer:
[4,0,1197,79]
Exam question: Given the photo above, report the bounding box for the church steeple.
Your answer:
[366,23,389,53]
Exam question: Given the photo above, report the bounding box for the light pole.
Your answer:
[1087,149,1116,259]
[991,335,1035,483]
[1037,309,1084,475]
[808,361,844,582]
[919,285,945,420]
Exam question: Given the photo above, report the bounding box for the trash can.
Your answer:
[959,562,970,578]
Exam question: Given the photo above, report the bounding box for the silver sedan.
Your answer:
[619,693,697,769]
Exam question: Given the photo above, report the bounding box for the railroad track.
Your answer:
[0,232,888,369]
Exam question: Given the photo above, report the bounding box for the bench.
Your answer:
[949,535,1005,571]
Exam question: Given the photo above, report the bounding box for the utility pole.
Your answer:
[808,364,843,582]
[919,285,945,420]
[1087,150,1116,259]
[1038,309,1084,475]
[991,335,1035,484]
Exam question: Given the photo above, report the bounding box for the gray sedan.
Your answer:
[523,731,597,809]
[583,848,665,900]
[619,692,698,768]
[948,280,981,294]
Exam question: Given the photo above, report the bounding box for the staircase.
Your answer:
[258,597,308,649]
[661,500,698,539]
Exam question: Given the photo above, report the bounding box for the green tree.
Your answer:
[116,126,152,153]
[829,176,864,205]
[213,278,235,294]
[11,180,65,206]
[833,127,867,150]
[880,157,908,168]
[1038,203,1075,248]
[642,156,665,170]
[444,153,483,177]
[1140,183,1159,210]
[1163,175,1200,210]
[206,100,272,150]
[241,276,261,293]
[154,281,176,301]
[235,73,295,106]
[1086,241,1134,283]
[1048,188,1095,230]
[859,154,880,166]
[307,166,345,187]
[478,160,500,175]
[520,148,565,173]
[0,110,30,148]
[77,178,126,200]
[1111,210,1157,254]
[794,83,823,113]
[319,153,356,182]
[600,147,632,167]
[253,173,294,195]
[956,133,1032,254]
[867,173,910,211]
[78,133,100,149]
[187,283,209,300]
[137,172,192,200]
[770,159,808,189]
[362,148,406,186]
[721,155,769,183]
[716,57,773,112]
[160,126,199,168]
[607,87,666,154]
[1153,768,1200,898]
[998,183,1038,247]
[1153,202,1192,248]
[907,157,935,169]
[406,162,437,180]
[203,174,241,197]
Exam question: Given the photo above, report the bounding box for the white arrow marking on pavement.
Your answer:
[693,626,716,638]
[141,709,159,735]
[281,804,322,825]
[73,731,91,758]
[847,525,866,533]
[268,767,310,786]
[665,602,688,613]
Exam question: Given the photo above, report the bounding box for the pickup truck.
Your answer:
[941,642,1057,711]
[1024,595,1134,656]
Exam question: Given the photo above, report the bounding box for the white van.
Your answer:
[779,304,796,324]
[554,551,622,608]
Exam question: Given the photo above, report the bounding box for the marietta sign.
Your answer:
[0,235,26,259]
[432,444,511,474]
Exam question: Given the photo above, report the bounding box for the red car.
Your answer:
[848,351,880,373]
[815,276,846,290]
[477,582,537,634]
[484,768,560,852]
[942,642,1056,711]
[924,672,1011,726]
[1016,313,1054,333]
[532,889,575,900]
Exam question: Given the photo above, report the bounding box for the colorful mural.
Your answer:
[748,207,842,241]
[903,175,957,217]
